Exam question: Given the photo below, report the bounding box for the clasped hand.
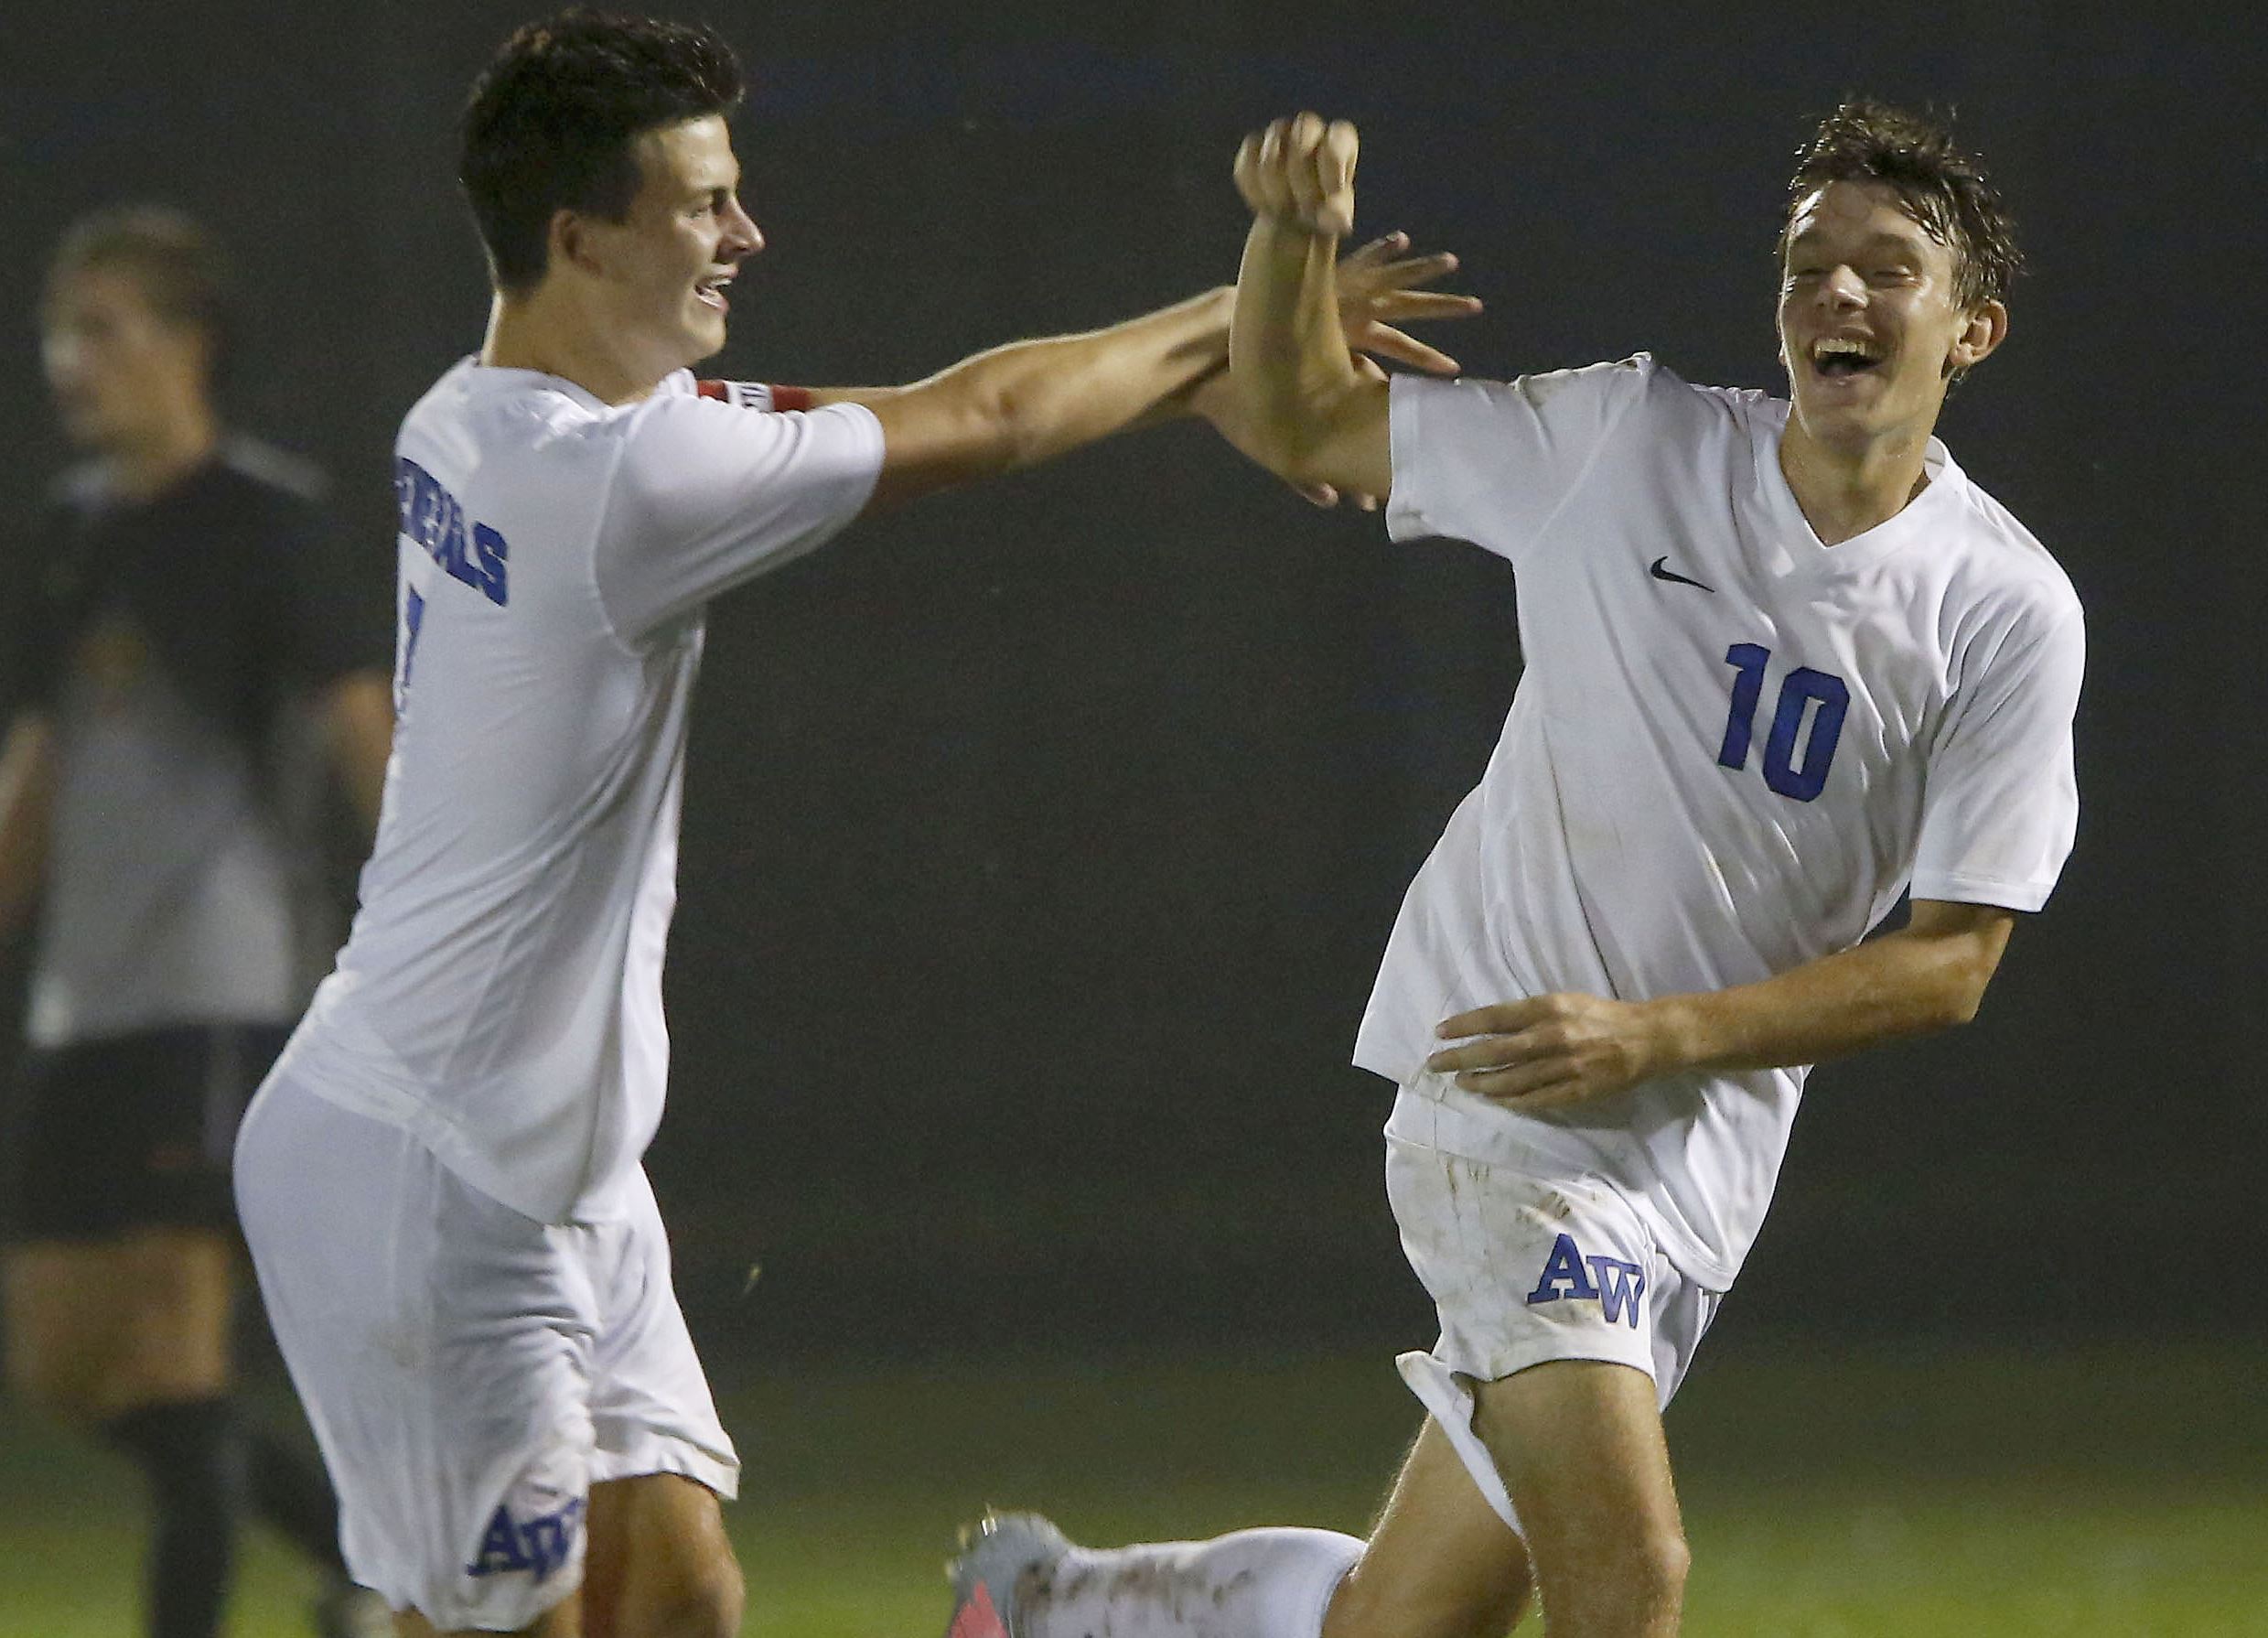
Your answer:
[1236,112,1480,507]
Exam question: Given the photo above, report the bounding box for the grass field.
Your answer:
[2,1337,2262,1636]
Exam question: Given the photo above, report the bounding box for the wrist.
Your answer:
[1639,995,1706,1080]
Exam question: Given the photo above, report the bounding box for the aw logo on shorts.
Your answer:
[466,1496,585,1583]
[1525,1233,1646,1330]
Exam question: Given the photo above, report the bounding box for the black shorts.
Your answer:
[3,1022,292,1243]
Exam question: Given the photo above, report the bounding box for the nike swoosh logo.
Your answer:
[1649,556,1715,593]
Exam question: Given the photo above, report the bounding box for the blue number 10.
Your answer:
[1716,642,1848,803]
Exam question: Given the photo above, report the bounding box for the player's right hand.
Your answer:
[1234,113,1360,238]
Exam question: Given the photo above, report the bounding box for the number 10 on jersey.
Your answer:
[1716,643,1848,803]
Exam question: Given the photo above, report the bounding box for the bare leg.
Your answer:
[1323,1417,1534,1638]
[989,1418,1524,1638]
[582,1472,742,1638]
[4,1228,235,1419]
[7,1229,244,1638]
[1474,1361,1687,1637]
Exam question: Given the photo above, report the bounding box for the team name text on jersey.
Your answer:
[396,456,509,607]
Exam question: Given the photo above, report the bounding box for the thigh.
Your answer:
[1325,1417,1533,1638]
[1385,1136,1697,1530]
[237,1077,600,1634]
[580,1471,740,1638]
[1472,1361,1686,1633]
[1472,1360,1681,1553]
[3,1228,235,1418]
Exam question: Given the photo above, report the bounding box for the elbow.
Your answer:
[1931,964,1996,1031]
[984,381,1058,477]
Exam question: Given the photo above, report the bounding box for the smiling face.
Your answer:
[1776,179,2005,458]
[568,113,762,378]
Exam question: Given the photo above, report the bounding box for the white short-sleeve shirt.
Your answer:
[276,362,884,1223]
[1367,357,2083,1289]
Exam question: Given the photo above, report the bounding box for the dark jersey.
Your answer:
[5,437,390,1046]
[6,437,387,739]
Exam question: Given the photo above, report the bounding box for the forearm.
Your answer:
[1230,217,1388,493]
[815,286,1232,483]
[1646,921,2007,1077]
[323,673,395,840]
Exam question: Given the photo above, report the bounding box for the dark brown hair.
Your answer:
[461,10,744,293]
[1784,99,2021,312]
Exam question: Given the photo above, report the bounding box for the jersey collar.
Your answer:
[1751,403,1968,576]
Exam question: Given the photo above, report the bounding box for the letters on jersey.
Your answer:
[465,1496,584,1582]
[396,456,509,607]
[1370,356,2084,1292]
[283,361,884,1223]
[1525,1232,1647,1329]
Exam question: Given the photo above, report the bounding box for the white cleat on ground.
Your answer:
[942,1512,1075,1638]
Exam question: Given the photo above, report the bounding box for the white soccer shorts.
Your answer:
[233,1071,739,1630]
[1383,1082,1722,1533]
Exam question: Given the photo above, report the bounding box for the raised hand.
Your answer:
[1273,233,1479,508]
[1335,231,1481,380]
[1234,112,1360,238]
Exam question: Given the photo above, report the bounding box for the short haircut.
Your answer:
[46,205,234,371]
[460,9,745,294]
[1783,99,2021,313]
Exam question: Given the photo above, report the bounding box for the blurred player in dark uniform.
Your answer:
[0,206,397,1638]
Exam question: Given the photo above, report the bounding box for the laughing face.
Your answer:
[578,113,762,379]
[1777,179,2005,457]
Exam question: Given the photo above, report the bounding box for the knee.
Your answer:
[1628,1523,1690,1603]
[1582,1522,1687,1622]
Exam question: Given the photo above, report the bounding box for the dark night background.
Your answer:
[1,2,2261,1366]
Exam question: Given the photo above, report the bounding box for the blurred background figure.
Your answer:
[0,206,395,1638]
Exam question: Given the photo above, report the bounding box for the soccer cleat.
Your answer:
[942,1511,1075,1638]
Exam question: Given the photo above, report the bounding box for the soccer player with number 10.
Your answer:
[947,100,2083,1638]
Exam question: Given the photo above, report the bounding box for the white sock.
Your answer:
[1027,1526,1361,1638]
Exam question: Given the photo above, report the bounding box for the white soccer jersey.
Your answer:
[274,361,883,1223]
[1364,356,2083,1290]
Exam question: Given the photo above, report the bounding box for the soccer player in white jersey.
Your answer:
[226,12,1472,1637]
[942,102,2083,1638]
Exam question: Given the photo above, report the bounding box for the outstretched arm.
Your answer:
[785,209,1469,516]
[1425,900,2018,1109]
[804,287,1236,512]
[1228,113,1393,501]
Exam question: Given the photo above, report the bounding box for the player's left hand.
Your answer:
[1335,231,1481,379]
[1426,993,1673,1109]
[1290,232,1480,509]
